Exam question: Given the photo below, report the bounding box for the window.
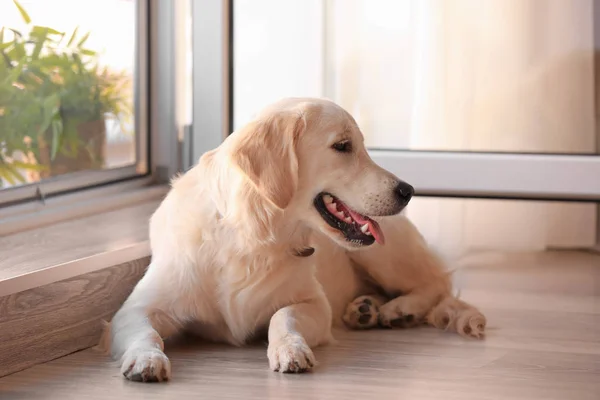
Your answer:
[0,0,147,206]
[233,0,600,156]
[2,0,598,238]
[232,0,600,200]
[231,0,600,254]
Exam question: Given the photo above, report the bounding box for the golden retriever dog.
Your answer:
[103,97,486,382]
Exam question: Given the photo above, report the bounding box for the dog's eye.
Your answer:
[332,140,352,153]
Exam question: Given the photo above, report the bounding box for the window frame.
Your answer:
[186,0,232,169]
[371,150,600,202]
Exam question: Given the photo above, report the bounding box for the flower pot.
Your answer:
[37,118,107,179]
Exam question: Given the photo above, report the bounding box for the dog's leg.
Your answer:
[426,295,486,338]
[376,283,448,329]
[349,215,486,338]
[103,264,186,382]
[267,291,332,373]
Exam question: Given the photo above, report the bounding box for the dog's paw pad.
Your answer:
[121,348,171,383]
[343,295,380,330]
[378,302,423,329]
[458,312,486,339]
[268,336,316,373]
[379,313,418,329]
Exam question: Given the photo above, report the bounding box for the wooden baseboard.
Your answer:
[0,257,149,378]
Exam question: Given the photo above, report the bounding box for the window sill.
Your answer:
[0,196,163,297]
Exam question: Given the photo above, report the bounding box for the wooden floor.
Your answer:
[0,251,599,400]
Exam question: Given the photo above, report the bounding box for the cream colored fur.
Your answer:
[103,97,486,382]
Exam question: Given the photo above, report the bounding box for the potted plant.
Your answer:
[0,0,132,187]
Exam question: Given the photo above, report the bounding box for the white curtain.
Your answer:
[326,0,597,259]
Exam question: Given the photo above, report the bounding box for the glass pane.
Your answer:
[233,0,325,130]
[234,0,600,155]
[405,197,598,261]
[0,0,138,190]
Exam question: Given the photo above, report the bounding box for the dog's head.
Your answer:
[228,97,413,249]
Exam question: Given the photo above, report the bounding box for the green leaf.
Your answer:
[0,27,4,44]
[72,53,83,72]
[31,27,48,60]
[9,28,22,38]
[0,163,26,185]
[80,49,96,56]
[77,32,90,48]
[37,93,60,136]
[1,49,13,71]
[67,26,78,47]
[13,0,31,24]
[0,167,17,185]
[44,93,60,115]
[11,161,47,172]
[46,27,62,36]
[9,40,25,61]
[50,117,63,160]
[31,26,45,36]
[7,165,26,183]
[31,25,61,36]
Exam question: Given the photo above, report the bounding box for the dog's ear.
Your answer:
[231,109,305,210]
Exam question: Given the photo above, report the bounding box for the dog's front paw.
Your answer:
[268,336,316,373]
[456,309,487,339]
[378,298,424,329]
[121,347,171,382]
[426,296,487,339]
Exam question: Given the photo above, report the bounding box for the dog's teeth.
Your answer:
[360,224,369,233]
[323,194,333,204]
[336,211,345,219]
[344,217,352,223]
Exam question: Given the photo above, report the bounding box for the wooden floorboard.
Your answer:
[0,251,598,400]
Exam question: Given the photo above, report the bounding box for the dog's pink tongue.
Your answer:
[367,220,385,245]
[347,210,386,245]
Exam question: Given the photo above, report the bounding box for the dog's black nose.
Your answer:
[394,181,414,206]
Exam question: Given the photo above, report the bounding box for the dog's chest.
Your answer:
[312,235,366,323]
[213,254,317,344]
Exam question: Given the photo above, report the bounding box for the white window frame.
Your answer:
[187,0,232,168]
[371,150,600,202]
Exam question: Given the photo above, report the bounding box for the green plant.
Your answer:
[0,0,132,187]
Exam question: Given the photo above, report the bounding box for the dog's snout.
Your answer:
[394,181,414,206]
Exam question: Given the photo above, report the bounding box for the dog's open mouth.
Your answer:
[314,193,385,246]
